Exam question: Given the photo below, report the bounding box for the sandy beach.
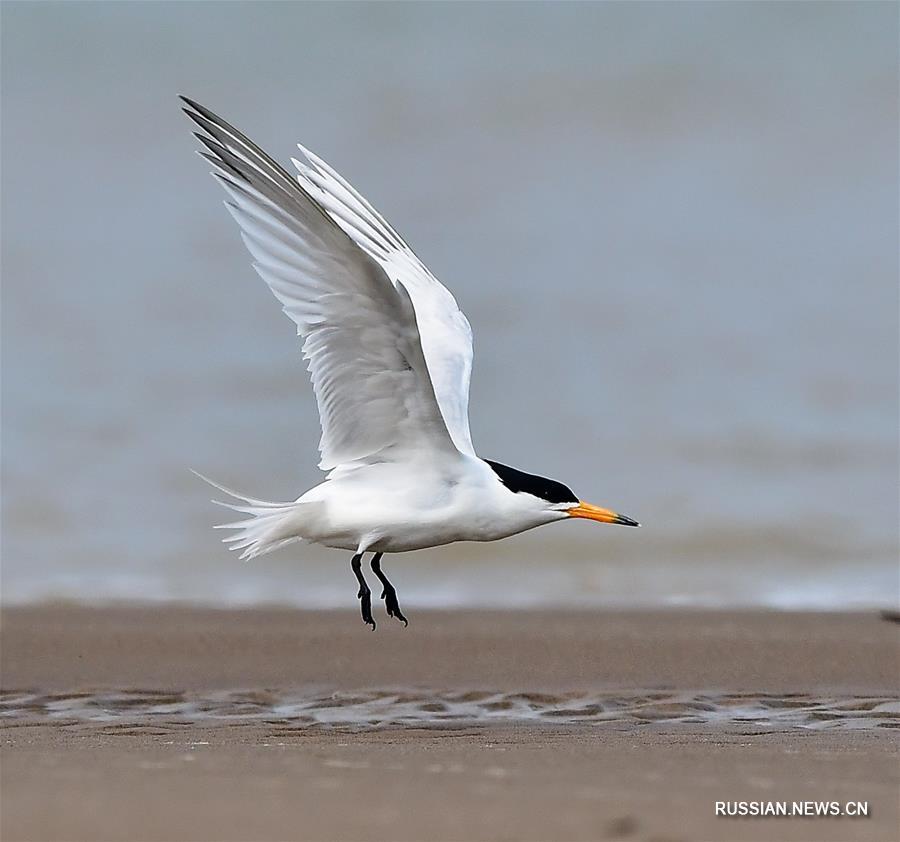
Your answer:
[2,606,898,842]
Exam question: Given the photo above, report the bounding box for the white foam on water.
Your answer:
[2,689,897,732]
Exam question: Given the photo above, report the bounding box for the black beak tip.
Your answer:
[615,514,641,527]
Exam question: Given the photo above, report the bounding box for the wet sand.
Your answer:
[2,606,898,841]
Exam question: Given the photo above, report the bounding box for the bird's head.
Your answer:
[485,460,640,528]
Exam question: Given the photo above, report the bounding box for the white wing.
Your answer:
[290,146,476,457]
[182,98,462,471]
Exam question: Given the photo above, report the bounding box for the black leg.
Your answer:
[351,553,375,630]
[370,553,408,627]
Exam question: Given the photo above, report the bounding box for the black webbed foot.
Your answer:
[358,586,375,630]
[351,553,376,630]
[381,584,408,627]
[371,552,409,627]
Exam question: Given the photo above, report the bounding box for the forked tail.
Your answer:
[192,471,303,560]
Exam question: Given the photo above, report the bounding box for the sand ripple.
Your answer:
[1,689,897,731]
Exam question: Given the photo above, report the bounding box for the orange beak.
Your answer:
[567,501,640,527]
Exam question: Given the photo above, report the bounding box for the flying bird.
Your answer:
[182,97,639,629]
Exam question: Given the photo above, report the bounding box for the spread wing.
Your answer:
[290,145,476,457]
[182,97,464,471]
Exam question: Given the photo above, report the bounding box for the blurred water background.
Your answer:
[2,2,897,609]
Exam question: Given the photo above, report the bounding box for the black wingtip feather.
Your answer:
[178,94,342,230]
[184,109,218,137]
[197,149,244,179]
[193,130,222,151]
[179,95,203,113]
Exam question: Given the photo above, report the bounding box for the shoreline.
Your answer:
[2,605,898,842]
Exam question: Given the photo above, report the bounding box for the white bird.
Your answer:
[182,97,639,629]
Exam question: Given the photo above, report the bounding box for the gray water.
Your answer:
[2,2,898,609]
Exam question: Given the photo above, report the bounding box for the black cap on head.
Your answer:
[485,460,578,505]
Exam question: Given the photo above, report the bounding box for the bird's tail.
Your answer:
[192,471,304,560]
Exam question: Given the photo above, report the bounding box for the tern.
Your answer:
[183,97,639,629]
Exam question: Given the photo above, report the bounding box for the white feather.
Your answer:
[183,100,465,472]
[290,146,476,457]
